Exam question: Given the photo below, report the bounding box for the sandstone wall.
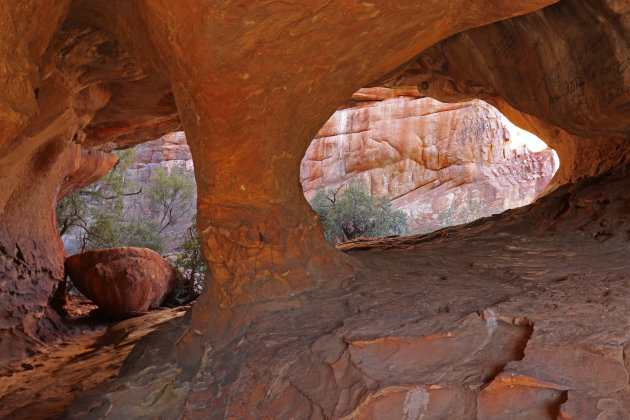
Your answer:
[0,25,179,365]
[4,0,630,418]
[127,92,556,242]
[129,131,193,185]
[301,89,557,233]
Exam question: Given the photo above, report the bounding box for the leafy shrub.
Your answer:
[310,183,407,244]
[146,166,195,233]
[56,149,177,253]
[171,219,207,302]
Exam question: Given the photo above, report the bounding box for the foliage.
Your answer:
[57,150,139,239]
[171,218,207,302]
[81,214,164,252]
[56,190,88,238]
[146,166,195,233]
[310,183,408,244]
[56,149,164,253]
[56,148,205,306]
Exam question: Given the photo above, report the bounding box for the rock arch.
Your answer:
[3,0,630,417]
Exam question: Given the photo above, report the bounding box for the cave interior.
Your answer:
[2,0,630,418]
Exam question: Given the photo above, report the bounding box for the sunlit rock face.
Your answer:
[129,132,193,185]
[301,88,557,233]
[378,0,630,190]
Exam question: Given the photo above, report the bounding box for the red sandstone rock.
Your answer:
[0,0,559,367]
[379,0,630,190]
[0,25,180,364]
[65,247,177,319]
[3,0,630,418]
[57,149,118,202]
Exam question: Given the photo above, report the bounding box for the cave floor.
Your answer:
[0,305,187,420]
[5,180,630,419]
[224,222,630,419]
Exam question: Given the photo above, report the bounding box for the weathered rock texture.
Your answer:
[0,307,187,420]
[0,11,179,364]
[5,0,630,418]
[129,131,193,185]
[65,247,177,319]
[377,0,630,191]
[301,88,557,233]
[123,93,556,246]
[64,171,630,419]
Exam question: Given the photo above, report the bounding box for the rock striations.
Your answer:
[301,88,557,233]
[128,91,556,238]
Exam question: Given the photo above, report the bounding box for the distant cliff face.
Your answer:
[129,131,193,184]
[300,88,558,233]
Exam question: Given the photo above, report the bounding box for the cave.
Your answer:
[2,0,630,418]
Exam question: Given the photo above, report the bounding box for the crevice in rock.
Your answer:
[480,314,534,388]
[549,390,569,419]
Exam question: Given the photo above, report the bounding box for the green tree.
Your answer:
[310,183,408,244]
[57,149,138,239]
[171,218,207,302]
[146,166,195,233]
[56,190,88,238]
[57,149,164,253]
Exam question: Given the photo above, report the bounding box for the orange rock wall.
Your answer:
[13,0,630,418]
[0,23,179,365]
[379,0,630,187]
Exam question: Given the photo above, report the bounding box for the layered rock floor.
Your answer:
[4,168,630,419]
[0,306,186,420]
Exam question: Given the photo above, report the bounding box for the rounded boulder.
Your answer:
[65,247,178,319]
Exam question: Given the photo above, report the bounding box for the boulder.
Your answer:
[65,247,177,319]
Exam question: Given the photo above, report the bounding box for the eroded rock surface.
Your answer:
[301,88,557,233]
[63,167,630,419]
[378,0,630,190]
[4,0,630,418]
[65,247,177,319]
[0,307,187,420]
[0,21,179,364]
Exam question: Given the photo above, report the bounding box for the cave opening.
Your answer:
[56,131,204,317]
[301,87,559,243]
